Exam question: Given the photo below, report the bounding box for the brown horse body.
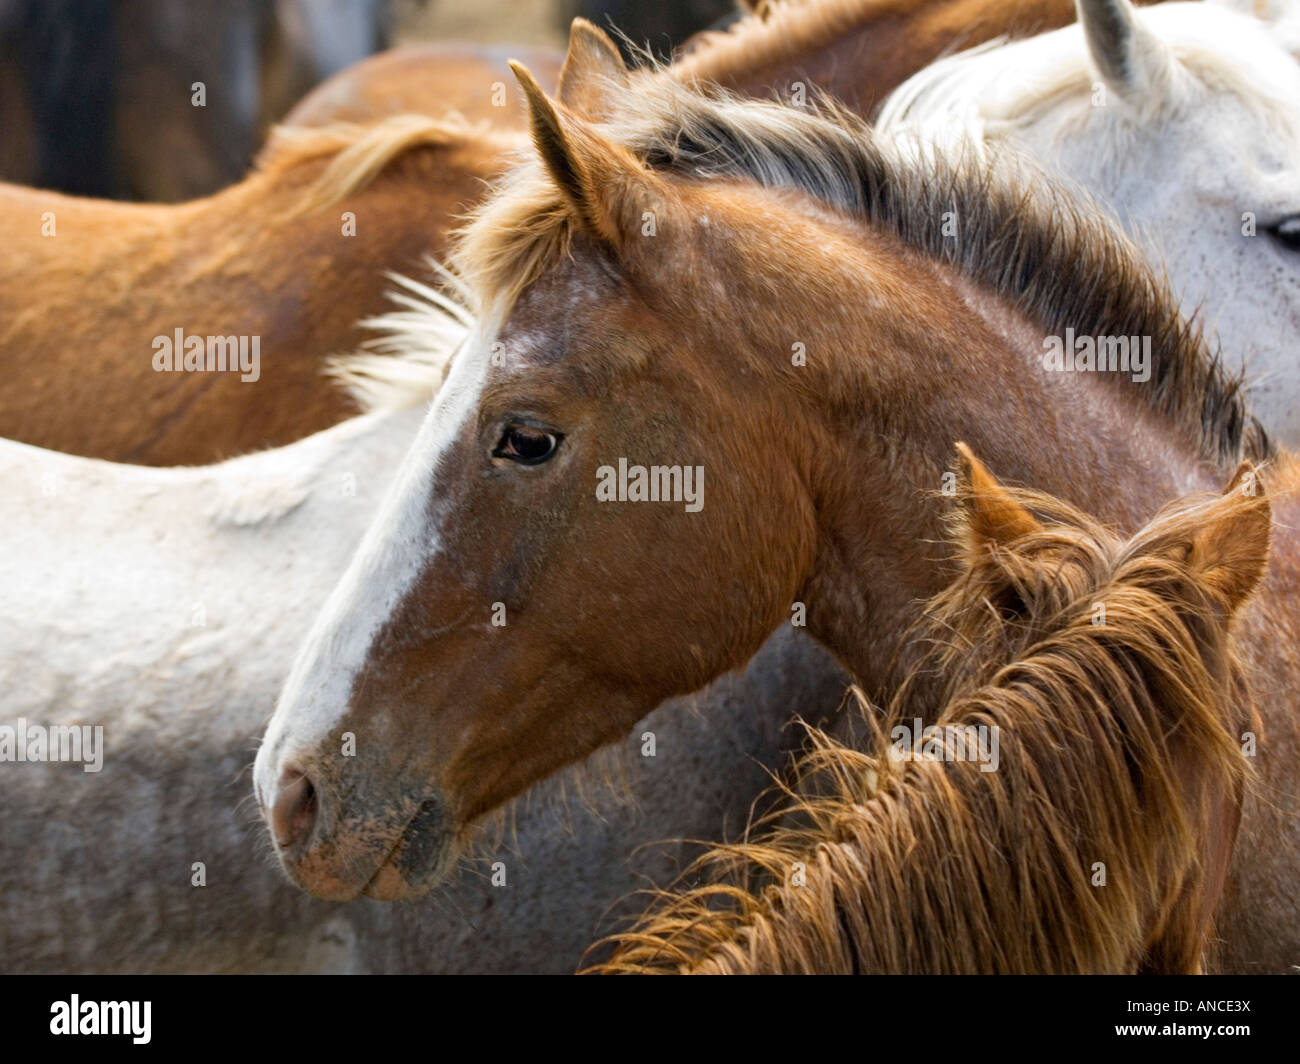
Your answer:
[592,452,1266,974]
[254,42,1300,971]
[0,120,516,463]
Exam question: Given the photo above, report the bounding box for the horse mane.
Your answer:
[585,480,1258,974]
[877,3,1300,149]
[255,113,522,217]
[455,75,1270,468]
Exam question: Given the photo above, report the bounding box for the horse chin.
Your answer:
[362,858,447,901]
[361,792,459,901]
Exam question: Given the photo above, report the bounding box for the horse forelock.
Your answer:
[327,261,476,413]
[587,481,1255,974]
[452,72,1270,470]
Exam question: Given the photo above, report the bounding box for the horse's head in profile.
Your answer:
[879,0,1300,440]
[254,28,858,900]
[251,16,1270,903]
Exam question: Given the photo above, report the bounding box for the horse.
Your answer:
[0,115,518,464]
[0,0,1093,454]
[14,1,1293,468]
[589,448,1266,974]
[0,31,564,465]
[877,0,1300,444]
[257,1,1300,449]
[0,288,847,971]
[252,46,1300,971]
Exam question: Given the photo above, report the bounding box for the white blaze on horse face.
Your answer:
[254,322,494,803]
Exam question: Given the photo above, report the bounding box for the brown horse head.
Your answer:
[253,32,842,899]
[253,21,1267,901]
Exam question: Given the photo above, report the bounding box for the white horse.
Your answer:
[877,0,1300,444]
[0,283,846,972]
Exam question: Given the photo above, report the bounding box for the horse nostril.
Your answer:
[270,766,318,851]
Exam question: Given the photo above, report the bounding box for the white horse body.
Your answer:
[0,388,844,971]
[878,0,1300,443]
[2,410,417,734]
[1,406,416,970]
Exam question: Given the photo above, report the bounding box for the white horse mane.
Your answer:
[877,3,1300,147]
[326,258,476,414]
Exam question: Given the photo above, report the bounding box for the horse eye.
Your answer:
[1268,216,1300,251]
[493,424,561,465]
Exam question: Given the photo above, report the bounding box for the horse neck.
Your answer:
[785,258,1208,694]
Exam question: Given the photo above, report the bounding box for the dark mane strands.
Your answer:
[630,88,1268,467]
[457,79,1269,467]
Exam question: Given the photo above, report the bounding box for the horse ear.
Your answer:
[1186,462,1272,615]
[510,60,659,251]
[954,442,1041,554]
[557,18,629,120]
[1076,0,1177,102]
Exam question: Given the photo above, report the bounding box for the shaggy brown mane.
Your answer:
[455,77,1269,468]
[583,470,1260,974]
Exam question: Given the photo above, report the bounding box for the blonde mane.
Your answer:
[257,113,523,217]
[324,262,475,413]
[587,477,1262,974]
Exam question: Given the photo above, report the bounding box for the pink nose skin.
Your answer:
[270,767,318,851]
